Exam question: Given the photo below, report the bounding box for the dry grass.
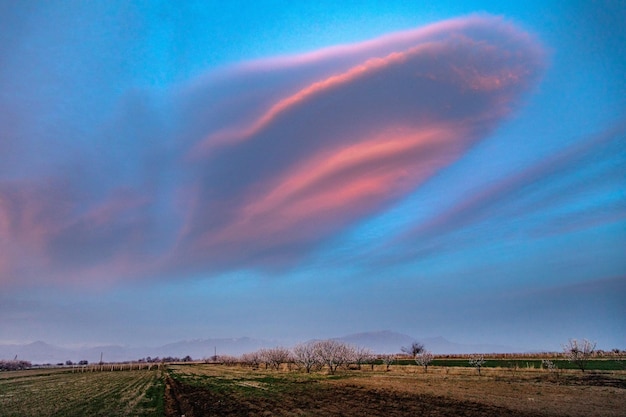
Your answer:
[2,363,623,416]
[343,365,626,417]
[166,364,626,416]
[0,369,163,417]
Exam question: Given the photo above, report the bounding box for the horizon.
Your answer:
[4,330,611,366]
[0,330,532,349]
[1,330,621,361]
[1,1,624,353]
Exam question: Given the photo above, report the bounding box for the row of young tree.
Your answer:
[212,341,454,375]
[215,340,436,374]
[401,339,604,374]
[213,338,603,375]
[218,340,384,374]
[0,360,32,371]
[0,338,604,373]
[137,355,193,363]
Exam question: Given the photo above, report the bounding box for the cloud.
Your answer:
[372,121,626,266]
[451,123,623,234]
[169,15,544,271]
[0,15,545,288]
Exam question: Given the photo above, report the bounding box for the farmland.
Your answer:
[1,361,624,416]
[164,363,626,417]
[0,368,163,417]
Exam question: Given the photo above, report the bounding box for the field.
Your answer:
[1,362,625,416]
[0,368,163,416]
[164,362,626,417]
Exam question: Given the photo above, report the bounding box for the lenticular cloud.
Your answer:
[175,15,544,270]
[0,15,544,287]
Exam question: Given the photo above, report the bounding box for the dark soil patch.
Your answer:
[530,373,626,389]
[164,376,548,417]
[574,374,626,389]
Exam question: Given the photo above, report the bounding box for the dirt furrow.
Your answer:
[164,373,549,417]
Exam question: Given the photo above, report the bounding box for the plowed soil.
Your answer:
[164,375,536,417]
[163,365,626,417]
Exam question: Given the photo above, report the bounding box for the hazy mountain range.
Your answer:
[1,331,522,364]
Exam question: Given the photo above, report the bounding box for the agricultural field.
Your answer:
[1,361,625,416]
[164,363,626,417]
[396,358,626,371]
[0,368,163,417]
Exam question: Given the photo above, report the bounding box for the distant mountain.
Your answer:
[333,330,416,354]
[0,341,73,364]
[0,341,135,365]
[334,331,520,354]
[154,337,271,359]
[418,336,519,355]
[0,337,275,364]
[1,331,523,364]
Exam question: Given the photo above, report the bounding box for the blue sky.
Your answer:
[0,1,624,352]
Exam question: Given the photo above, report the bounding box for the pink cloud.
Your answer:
[174,15,545,270]
[194,127,466,258]
[194,18,542,156]
[0,180,159,288]
[0,15,545,287]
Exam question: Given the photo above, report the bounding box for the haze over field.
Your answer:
[1,1,624,354]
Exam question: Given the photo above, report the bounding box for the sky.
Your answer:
[1,1,625,352]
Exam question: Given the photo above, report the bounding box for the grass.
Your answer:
[0,368,164,417]
[392,358,624,371]
[2,361,624,416]
[142,373,165,415]
[165,363,626,416]
[167,365,332,398]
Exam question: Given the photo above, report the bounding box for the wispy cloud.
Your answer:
[369,121,626,266]
[0,15,545,288]
[434,124,622,231]
[172,15,545,272]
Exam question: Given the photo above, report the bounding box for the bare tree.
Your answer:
[313,340,353,375]
[256,349,267,369]
[261,347,292,371]
[563,338,596,373]
[292,342,320,373]
[468,354,486,375]
[401,342,425,357]
[415,350,434,373]
[0,360,31,371]
[365,354,377,370]
[219,355,240,366]
[352,346,374,370]
[381,354,395,371]
[240,351,261,369]
[541,359,560,380]
[258,349,271,369]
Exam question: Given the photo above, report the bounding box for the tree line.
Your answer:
[216,340,380,374]
[212,340,433,374]
[1,337,609,374]
[0,360,32,371]
[209,338,608,375]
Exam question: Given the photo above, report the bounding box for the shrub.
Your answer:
[468,355,486,375]
[563,339,596,373]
